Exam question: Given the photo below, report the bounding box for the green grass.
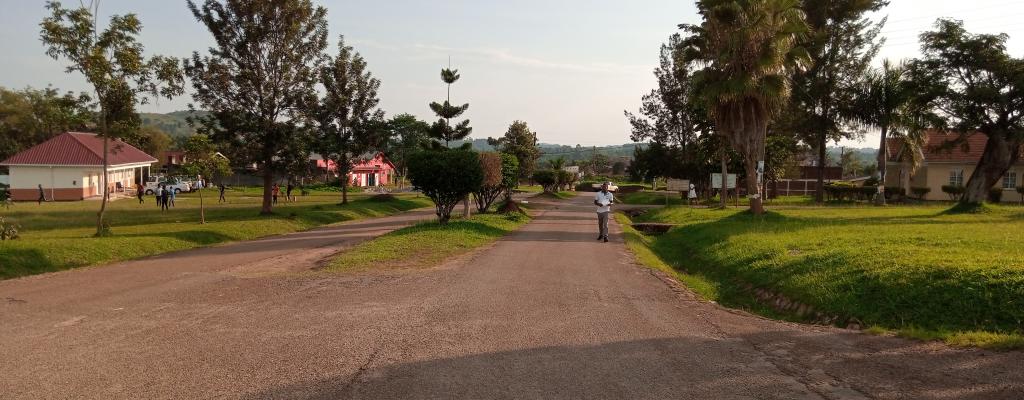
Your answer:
[0,188,432,279]
[326,212,530,272]
[534,191,576,200]
[621,203,1024,350]
[617,191,817,207]
[514,185,543,193]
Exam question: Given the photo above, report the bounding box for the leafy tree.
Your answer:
[625,34,712,157]
[912,19,1024,205]
[764,128,806,197]
[488,120,541,181]
[181,134,232,224]
[184,0,328,214]
[547,157,567,170]
[473,152,504,212]
[130,126,173,163]
[384,113,430,188]
[41,1,184,236]
[0,86,92,161]
[499,153,520,200]
[428,66,472,148]
[407,150,482,224]
[611,161,627,176]
[308,36,385,204]
[532,170,559,193]
[788,0,886,203]
[680,0,810,214]
[854,60,928,204]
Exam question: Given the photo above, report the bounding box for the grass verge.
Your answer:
[0,188,432,279]
[326,212,530,272]
[619,204,1024,350]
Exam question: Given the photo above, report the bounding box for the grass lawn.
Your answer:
[327,212,530,272]
[618,191,817,207]
[533,191,577,200]
[621,204,1024,350]
[0,187,432,279]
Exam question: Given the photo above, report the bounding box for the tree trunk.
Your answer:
[719,145,728,208]
[341,176,349,205]
[745,154,764,214]
[875,126,889,205]
[815,133,826,204]
[261,168,274,214]
[462,194,471,218]
[962,134,1019,204]
[96,136,110,236]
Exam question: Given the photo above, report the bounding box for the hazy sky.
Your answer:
[2,0,1023,147]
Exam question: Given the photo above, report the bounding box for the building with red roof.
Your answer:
[885,131,1022,202]
[0,132,157,201]
[311,152,396,187]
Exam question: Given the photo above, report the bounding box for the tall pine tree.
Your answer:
[428,64,472,149]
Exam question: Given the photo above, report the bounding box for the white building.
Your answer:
[0,132,156,201]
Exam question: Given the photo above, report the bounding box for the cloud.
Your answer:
[410,44,649,75]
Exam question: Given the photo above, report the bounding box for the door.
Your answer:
[367,173,376,187]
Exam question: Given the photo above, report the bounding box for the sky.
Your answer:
[2,1,1024,148]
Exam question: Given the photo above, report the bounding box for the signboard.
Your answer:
[666,179,690,192]
[710,173,737,189]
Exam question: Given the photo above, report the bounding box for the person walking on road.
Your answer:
[594,182,615,242]
[136,182,145,204]
[272,183,280,205]
[688,183,698,206]
[37,184,46,205]
[286,182,295,202]
[218,183,227,203]
[168,186,177,208]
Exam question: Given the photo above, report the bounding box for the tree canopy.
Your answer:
[184,0,328,214]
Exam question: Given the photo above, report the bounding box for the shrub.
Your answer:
[408,150,483,224]
[576,181,598,192]
[556,169,576,191]
[0,216,18,240]
[473,152,504,213]
[910,187,931,199]
[499,153,519,200]
[618,185,646,194]
[884,186,906,200]
[988,187,1004,204]
[824,182,858,201]
[941,185,965,201]
[532,170,559,193]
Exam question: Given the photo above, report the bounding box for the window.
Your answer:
[1004,171,1018,189]
[949,169,964,186]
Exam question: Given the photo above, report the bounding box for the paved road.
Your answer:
[1,194,1021,399]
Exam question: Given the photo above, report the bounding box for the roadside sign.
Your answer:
[711,173,737,189]
[667,179,690,192]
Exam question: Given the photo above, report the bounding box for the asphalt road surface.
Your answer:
[1,194,1021,399]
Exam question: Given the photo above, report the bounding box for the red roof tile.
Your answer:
[888,131,1015,164]
[0,132,157,167]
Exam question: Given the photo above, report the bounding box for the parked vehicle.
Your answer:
[591,182,619,192]
[143,176,192,195]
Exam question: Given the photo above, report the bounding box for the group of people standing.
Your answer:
[154,185,176,211]
[271,183,298,205]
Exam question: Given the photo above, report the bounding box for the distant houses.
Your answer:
[886,131,1023,202]
[311,152,396,187]
[0,132,156,201]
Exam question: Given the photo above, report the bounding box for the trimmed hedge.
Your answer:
[910,187,931,199]
[942,185,965,201]
[988,187,1004,204]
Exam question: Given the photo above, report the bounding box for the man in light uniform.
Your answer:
[594,182,615,242]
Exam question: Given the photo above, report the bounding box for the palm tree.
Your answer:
[680,0,810,214]
[856,60,927,205]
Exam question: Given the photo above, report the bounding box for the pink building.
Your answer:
[315,152,395,187]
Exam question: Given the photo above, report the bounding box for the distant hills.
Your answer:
[139,111,878,165]
[139,111,202,137]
